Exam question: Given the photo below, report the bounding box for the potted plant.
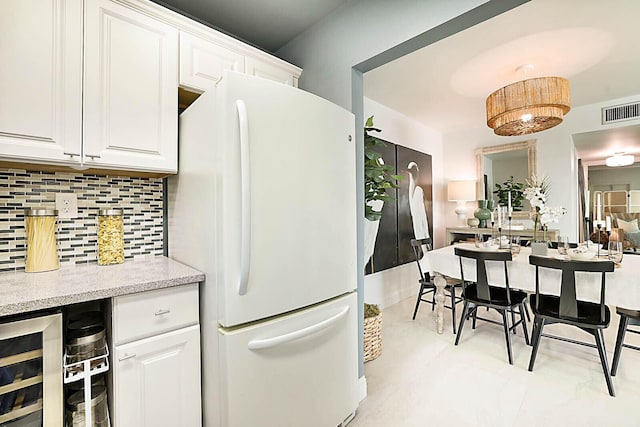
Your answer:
[493,176,525,210]
[363,117,402,266]
[364,117,402,221]
[363,303,382,362]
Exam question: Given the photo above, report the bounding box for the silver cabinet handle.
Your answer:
[63,152,80,158]
[155,309,171,316]
[118,353,136,361]
[85,154,101,159]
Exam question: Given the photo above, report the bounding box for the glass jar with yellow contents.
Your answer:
[25,208,60,272]
[97,209,124,265]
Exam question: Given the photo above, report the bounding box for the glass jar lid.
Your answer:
[98,209,122,216]
[25,208,58,216]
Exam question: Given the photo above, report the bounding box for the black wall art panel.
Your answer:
[365,140,398,274]
[365,141,433,274]
[397,146,433,265]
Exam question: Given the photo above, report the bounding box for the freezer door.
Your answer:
[218,292,358,427]
[217,71,357,327]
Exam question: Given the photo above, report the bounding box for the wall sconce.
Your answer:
[448,180,476,226]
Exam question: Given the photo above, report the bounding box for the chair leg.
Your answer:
[510,308,517,335]
[519,303,530,345]
[594,329,615,397]
[451,287,457,335]
[455,301,470,346]
[472,304,478,330]
[528,317,545,371]
[524,299,531,322]
[412,284,425,320]
[611,315,629,377]
[501,309,514,365]
[431,288,435,311]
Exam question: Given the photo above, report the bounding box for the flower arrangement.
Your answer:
[524,175,566,242]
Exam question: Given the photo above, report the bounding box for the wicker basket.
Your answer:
[363,312,382,362]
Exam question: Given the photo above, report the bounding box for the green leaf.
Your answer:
[365,116,374,127]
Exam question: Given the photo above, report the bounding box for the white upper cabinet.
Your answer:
[179,31,245,93]
[83,0,178,173]
[246,56,299,88]
[0,0,300,174]
[0,0,83,164]
[178,30,301,94]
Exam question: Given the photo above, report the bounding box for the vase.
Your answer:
[531,241,548,256]
[474,200,492,228]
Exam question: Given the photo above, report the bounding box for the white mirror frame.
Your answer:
[475,139,537,220]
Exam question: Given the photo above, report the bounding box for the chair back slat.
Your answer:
[411,238,432,282]
[475,257,491,301]
[454,247,512,304]
[560,269,578,318]
[529,255,614,322]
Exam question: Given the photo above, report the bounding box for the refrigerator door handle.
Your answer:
[236,99,251,296]
[247,306,350,351]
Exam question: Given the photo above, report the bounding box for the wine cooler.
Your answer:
[0,313,62,426]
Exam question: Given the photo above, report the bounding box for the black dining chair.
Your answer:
[611,308,640,377]
[410,238,464,334]
[527,255,616,396]
[454,247,529,365]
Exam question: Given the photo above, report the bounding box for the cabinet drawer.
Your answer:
[113,284,199,345]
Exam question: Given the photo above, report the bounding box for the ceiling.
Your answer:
[153,0,349,52]
[363,0,640,163]
[155,0,640,163]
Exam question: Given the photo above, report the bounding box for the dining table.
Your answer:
[423,243,640,334]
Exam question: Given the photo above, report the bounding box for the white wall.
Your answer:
[442,93,640,242]
[363,97,444,308]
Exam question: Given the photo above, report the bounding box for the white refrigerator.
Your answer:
[168,71,358,427]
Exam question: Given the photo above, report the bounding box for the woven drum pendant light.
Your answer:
[486,77,571,136]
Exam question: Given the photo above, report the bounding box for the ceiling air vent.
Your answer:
[602,101,640,124]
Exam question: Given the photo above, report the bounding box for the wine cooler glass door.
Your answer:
[0,313,62,426]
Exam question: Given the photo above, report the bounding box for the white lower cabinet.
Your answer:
[113,325,201,427]
[111,284,201,426]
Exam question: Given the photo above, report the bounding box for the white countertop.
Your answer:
[0,256,205,316]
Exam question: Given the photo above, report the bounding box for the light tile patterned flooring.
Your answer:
[350,296,640,427]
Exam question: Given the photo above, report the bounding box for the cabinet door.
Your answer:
[245,57,298,87]
[84,0,178,173]
[0,0,82,164]
[113,325,201,427]
[179,32,245,93]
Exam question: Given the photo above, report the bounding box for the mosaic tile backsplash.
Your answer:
[0,169,164,272]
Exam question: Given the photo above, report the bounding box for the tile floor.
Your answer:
[350,296,640,427]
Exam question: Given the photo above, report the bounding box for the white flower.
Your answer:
[539,206,567,225]
[524,187,546,208]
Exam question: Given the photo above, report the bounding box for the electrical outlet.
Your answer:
[55,193,78,219]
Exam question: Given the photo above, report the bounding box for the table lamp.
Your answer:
[448,180,476,226]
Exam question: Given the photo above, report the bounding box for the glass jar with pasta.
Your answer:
[25,208,59,272]
[97,209,124,265]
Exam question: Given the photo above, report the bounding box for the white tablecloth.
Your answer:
[423,243,640,310]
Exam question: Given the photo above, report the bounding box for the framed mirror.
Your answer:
[475,140,537,220]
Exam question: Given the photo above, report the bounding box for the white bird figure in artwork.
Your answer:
[406,161,430,240]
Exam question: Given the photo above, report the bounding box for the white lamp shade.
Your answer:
[448,180,476,201]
